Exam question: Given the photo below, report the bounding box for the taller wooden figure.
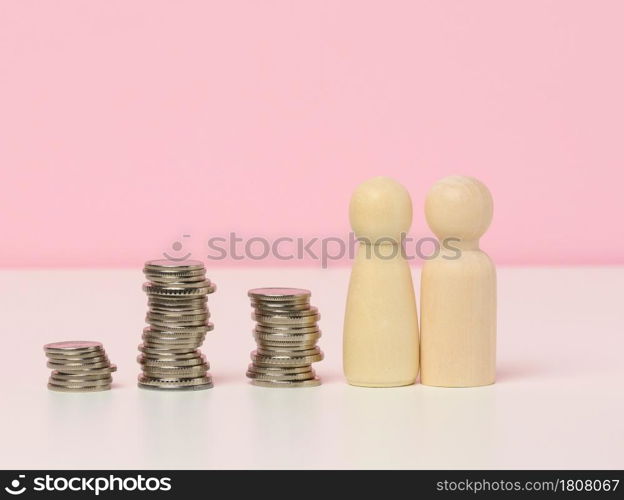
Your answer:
[343,177,419,387]
[420,176,496,387]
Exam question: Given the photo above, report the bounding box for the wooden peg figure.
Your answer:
[420,176,496,387]
[343,177,419,387]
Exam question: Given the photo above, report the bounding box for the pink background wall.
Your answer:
[1,1,622,268]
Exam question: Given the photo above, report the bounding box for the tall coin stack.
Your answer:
[44,341,116,392]
[247,288,323,388]
[139,259,216,391]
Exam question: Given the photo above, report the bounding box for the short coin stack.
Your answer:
[44,341,116,392]
[247,288,323,387]
[139,259,216,391]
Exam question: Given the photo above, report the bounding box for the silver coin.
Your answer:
[148,317,209,326]
[254,333,319,343]
[148,300,208,309]
[251,301,310,310]
[138,381,213,391]
[142,334,209,343]
[251,351,324,367]
[147,319,210,330]
[138,354,206,367]
[146,319,210,329]
[148,309,209,318]
[252,330,322,343]
[246,370,314,381]
[138,349,203,358]
[140,357,205,366]
[258,306,318,317]
[49,375,112,387]
[253,314,319,326]
[142,282,215,297]
[45,352,109,361]
[144,324,213,335]
[148,293,208,301]
[138,375,213,388]
[148,305,209,314]
[48,377,113,389]
[147,305,208,315]
[144,259,205,272]
[140,358,209,370]
[146,280,213,289]
[256,347,321,357]
[145,267,205,275]
[142,341,205,351]
[142,331,207,341]
[46,350,108,361]
[44,341,103,353]
[138,350,200,360]
[145,263,206,272]
[138,344,197,355]
[148,296,208,304]
[148,297,208,307]
[254,324,320,334]
[149,306,210,313]
[255,339,318,349]
[47,359,111,370]
[142,336,208,345]
[147,279,207,287]
[141,345,203,353]
[147,306,209,315]
[145,269,206,279]
[147,310,209,319]
[141,363,209,374]
[254,330,321,342]
[52,364,117,376]
[141,365,209,378]
[254,306,312,316]
[247,364,313,375]
[45,353,109,363]
[252,302,310,312]
[250,299,310,307]
[142,341,204,351]
[50,373,113,383]
[250,378,321,388]
[146,275,207,285]
[253,306,319,319]
[248,287,310,301]
[254,314,319,327]
[47,383,112,392]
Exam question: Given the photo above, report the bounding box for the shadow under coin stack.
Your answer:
[139,260,216,391]
[247,288,323,387]
[44,341,116,392]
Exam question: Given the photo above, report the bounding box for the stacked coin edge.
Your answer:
[247,287,323,388]
[44,341,117,392]
[139,259,216,391]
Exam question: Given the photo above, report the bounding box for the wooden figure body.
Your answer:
[343,177,419,387]
[420,176,496,387]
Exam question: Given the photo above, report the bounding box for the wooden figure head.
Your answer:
[425,176,493,243]
[349,176,412,243]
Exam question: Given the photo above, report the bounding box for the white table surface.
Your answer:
[0,266,622,470]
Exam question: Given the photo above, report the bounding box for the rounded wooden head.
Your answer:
[425,176,493,241]
[349,176,412,242]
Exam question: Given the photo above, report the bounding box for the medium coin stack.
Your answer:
[247,288,323,388]
[44,341,116,392]
[139,259,216,391]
